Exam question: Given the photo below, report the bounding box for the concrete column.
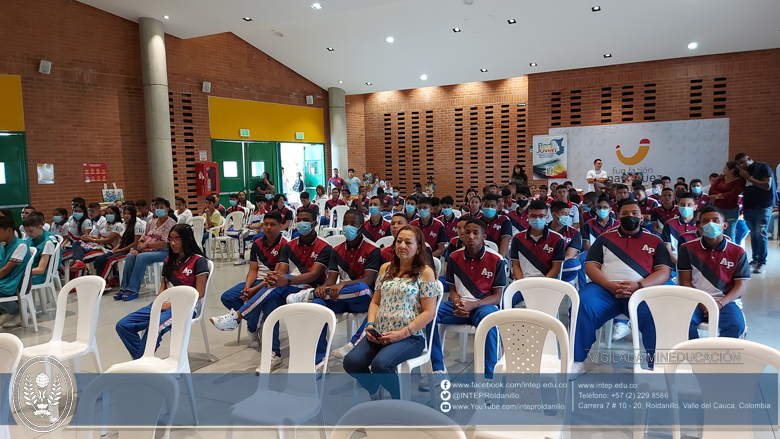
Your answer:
[328,87,348,174]
[139,17,175,202]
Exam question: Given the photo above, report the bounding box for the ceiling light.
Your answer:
[529,62,537,67]
[385,36,394,43]
[688,42,698,49]
[163,15,170,19]
[311,3,322,9]
[366,82,372,86]
[603,53,612,58]
[453,27,461,33]
[480,68,488,72]
[338,80,343,84]
[507,19,517,24]
[420,74,428,80]
[326,47,334,51]
[591,6,601,11]
[242,17,252,22]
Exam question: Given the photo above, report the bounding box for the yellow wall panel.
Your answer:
[0,75,25,132]
[209,97,325,143]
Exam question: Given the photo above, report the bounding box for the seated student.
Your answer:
[582,196,617,251]
[673,183,688,203]
[509,201,566,307]
[378,188,395,213]
[341,186,355,204]
[0,215,32,328]
[210,209,332,372]
[648,179,663,202]
[437,196,458,241]
[611,184,631,215]
[24,213,58,291]
[403,195,420,222]
[313,184,328,203]
[572,200,674,375]
[50,207,70,243]
[230,196,268,266]
[548,186,581,229]
[424,218,505,389]
[678,206,749,339]
[660,175,673,189]
[116,224,209,359]
[689,179,709,208]
[381,214,410,263]
[429,197,442,218]
[135,199,154,226]
[262,188,275,210]
[528,184,538,198]
[288,209,381,370]
[579,191,599,226]
[18,206,36,239]
[549,201,583,259]
[363,196,392,242]
[467,195,483,219]
[480,194,512,257]
[210,193,227,217]
[481,185,491,197]
[651,188,679,235]
[225,193,244,215]
[536,185,550,204]
[550,183,559,199]
[661,192,698,265]
[501,188,516,213]
[174,196,193,225]
[87,202,107,237]
[410,197,447,258]
[236,190,255,212]
[94,205,144,287]
[269,194,293,232]
[63,202,93,263]
[298,190,320,219]
[508,187,532,235]
[213,211,288,348]
[71,205,125,271]
[391,189,405,213]
[117,198,177,302]
[351,186,370,215]
[201,194,225,245]
[324,187,346,227]
[459,189,476,214]
[633,182,659,221]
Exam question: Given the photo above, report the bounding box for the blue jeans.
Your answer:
[743,207,772,264]
[116,302,194,360]
[343,335,426,399]
[431,302,499,376]
[721,208,739,242]
[220,280,283,353]
[0,300,19,316]
[119,251,169,293]
[689,302,746,339]
[93,251,128,279]
[312,282,373,364]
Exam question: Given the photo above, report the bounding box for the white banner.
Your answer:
[550,119,729,189]
[531,134,568,180]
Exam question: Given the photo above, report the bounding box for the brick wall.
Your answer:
[1,0,330,216]
[348,49,780,199]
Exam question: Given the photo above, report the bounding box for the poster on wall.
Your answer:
[83,163,108,183]
[549,118,729,189]
[531,135,568,180]
[37,163,54,184]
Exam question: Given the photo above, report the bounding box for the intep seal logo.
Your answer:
[11,355,75,433]
[616,138,650,165]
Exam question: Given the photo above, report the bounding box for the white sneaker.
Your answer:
[370,386,384,401]
[315,359,329,379]
[612,321,632,340]
[233,258,246,266]
[256,352,283,375]
[248,330,261,348]
[0,314,20,328]
[419,369,449,391]
[210,309,240,331]
[331,342,354,359]
[286,288,313,304]
[569,361,586,380]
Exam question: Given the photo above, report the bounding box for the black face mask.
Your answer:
[620,216,641,231]
[518,199,529,208]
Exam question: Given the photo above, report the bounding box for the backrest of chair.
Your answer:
[629,285,719,373]
[375,235,394,249]
[453,210,462,218]
[475,309,569,375]
[192,260,214,324]
[424,284,445,353]
[332,205,349,227]
[225,211,244,231]
[485,240,499,253]
[191,216,206,241]
[44,238,62,285]
[260,303,337,375]
[0,333,23,376]
[143,286,199,367]
[433,257,442,277]
[326,234,346,248]
[52,276,106,344]
[18,247,36,297]
[316,198,328,214]
[329,400,467,439]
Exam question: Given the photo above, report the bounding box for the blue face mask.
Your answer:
[652,187,661,195]
[296,221,313,236]
[342,225,360,241]
[529,218,546,230]
[73,212,84,220]
[558,215,572,227]
[393,192,399,198]
[230,200,238,206]
[368,206,380,217]
[596,208,610,219]
[405,205,416,214]
[582,204,592,212]
[692,187,702,195]
[702,222,723,239]
[156,209,167,218]
[482,207,496,218]
[418,208,430,218]
[265,194,273,200]
[442,207,453,217]
[53,215,63,223]
[679,207,694,219]
[105,214,115,223]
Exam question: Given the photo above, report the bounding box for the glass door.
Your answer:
[303,143,325,197]
[0,132,30,222]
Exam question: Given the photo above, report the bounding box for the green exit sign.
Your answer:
[295,132,304,140]
[239,129,250,137]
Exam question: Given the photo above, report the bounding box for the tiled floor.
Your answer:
[5,240,780,438]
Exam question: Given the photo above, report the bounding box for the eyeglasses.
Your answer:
[168,237,182,243]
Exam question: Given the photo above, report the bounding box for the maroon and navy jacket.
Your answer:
[363,217,391,242]
[297,202,320,218]
[410,216,448,251]
[678,229,701,246]
[328,236,382,284]
[582,217,618,246]
[393,196,405,207]
[651,204,679,228]
[437,213,459,241]
[482,214,513,248]
[510,227,566,278]
[445,236,463,259]
[249,233,288,279]
[586,228,673,282]
[553,225,583,253]
[382,195,394,209]
[694,193,710,209]
[278,235,332,287]
[446,245,507,302]
[638,197,660,216]
[325,199,346,211]
[661,216,698,256]
[164,254,209,289]
[677,237,750,301]
[507,208,529,233]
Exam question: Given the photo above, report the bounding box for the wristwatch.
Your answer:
[637,282,644,290]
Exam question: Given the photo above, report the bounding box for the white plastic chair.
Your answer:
[105,286,200,426]
[0,247,37,331]
[282,208,297,241]
[665,338,780,439]
[375,235,394,249]
[21,276,106,373]
[470,309,569,439]
[151,260,164,294]
[31,238,62,313]
[0,334,23,439]
[485,240,499,253]
[226,303,337,437]
[213,211,245,261]
[325,234,347,248]
[433,256,442,277]
[191,216,206,251]
[321,205,350,236]
[330,400,467,439]
[190,260,215,362]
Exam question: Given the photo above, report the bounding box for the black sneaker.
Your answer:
[750,261,758,268]
[753,263,766,274]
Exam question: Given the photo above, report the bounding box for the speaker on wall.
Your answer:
[306,95,314,105]
[39,60,52,75]
[202,82,211,93]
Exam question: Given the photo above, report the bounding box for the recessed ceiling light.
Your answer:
[242,17,252,22]
[386,36,394,43]
[163,15,170,19]
[480,68,488,72]
[507,19,517,24]
[688,42,698,49]
[420,74,428,80]
[591,6,601,12]
[311,3,322,9]
[529,62,537,67]
[326,47,334,51]
[603,53,612,58]
[453,27,461,33]
[338,80,343,84]
[366,82,372,86]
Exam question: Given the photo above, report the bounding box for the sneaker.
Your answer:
[2,314,22,328]
[750,261,758,268]
[753,263,766,274]
[370,386,384,401]
[70,260,87,271]
[569,362,586,380]
[418,369,449,391]
[612,321,632,340]
[331,342,354,359]
[286,288,313,304]
[255,352,283,375]
[0,313,18,328]
[315,359,329,379]
[122,291,139,301]
[248,330,261,348]
[233,258,246,266]
[210,309,240,331]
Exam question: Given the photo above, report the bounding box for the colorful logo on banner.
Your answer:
[616,139,651,165]
[531,135,568,179]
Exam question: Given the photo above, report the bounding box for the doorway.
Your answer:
[279,143,325,204]
[0,132,30,222]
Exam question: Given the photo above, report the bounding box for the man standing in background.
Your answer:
[328,168,345,193]
[586,159,609,193]
[735,153,777,274]
[344,169,362,197]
